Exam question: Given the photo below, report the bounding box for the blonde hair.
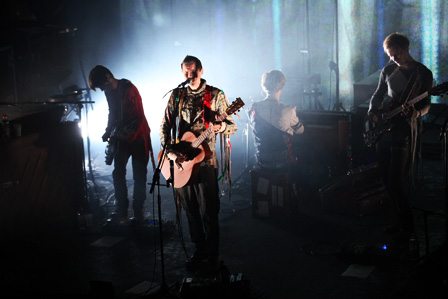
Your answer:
[261,70,286,94]
[383,32,410,52]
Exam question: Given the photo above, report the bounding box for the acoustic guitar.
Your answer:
[159,97,244,188]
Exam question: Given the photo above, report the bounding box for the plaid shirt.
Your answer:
[104,79,152,158]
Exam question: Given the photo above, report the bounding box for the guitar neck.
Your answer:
[191,112,229,148]
[385,91,429,120]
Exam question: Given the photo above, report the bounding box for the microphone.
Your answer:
[178,78,192,88]
[329,61,338,70]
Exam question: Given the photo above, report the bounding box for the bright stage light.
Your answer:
[272,0,282,70]
[422,0,439,102]
[80,94,109,141]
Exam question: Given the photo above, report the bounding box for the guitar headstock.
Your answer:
[430,82,448,97]
[226,97,245,115]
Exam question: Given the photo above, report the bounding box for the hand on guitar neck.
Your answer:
[365,81,448,147]
[194,113,224,133]
[400,103,413,117]
[370,102,414,125]
[211,118,223,132]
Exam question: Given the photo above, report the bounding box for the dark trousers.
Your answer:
[176,166,220,257]
[376,132,413,232]
[113,141,149,211]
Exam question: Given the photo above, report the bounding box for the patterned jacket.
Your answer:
[160,79,237,167]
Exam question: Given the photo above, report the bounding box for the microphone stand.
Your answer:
[332,0,345,112]
[441,119,448,244]
[145,142,179,298]
[145,82,188,297]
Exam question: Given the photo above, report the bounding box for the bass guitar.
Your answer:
[159,97,244,188]
[364,82,448,147]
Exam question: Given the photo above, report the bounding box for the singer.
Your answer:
[159,55,237,273]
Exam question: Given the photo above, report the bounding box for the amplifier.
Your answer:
[320,164,388,217]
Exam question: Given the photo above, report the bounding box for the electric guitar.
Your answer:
[364,82,448,147]
[159,97,245,188]
[105,126,118,165]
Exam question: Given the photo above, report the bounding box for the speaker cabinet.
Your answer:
[293,110,351,180]
[0,122,85,237]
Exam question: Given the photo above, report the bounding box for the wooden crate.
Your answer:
[250,169,293,219]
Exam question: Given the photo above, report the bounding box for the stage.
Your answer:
[1,117,446,298]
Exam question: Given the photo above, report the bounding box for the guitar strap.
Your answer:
[203,86,214,129]
[384,64,418,108]
[407,67,423,186]
[402,68,421,105]
[171,88,179,143]
[397,67,418,106]
[115,80,128,150]
[170,87,186,144]
[118,81,127,128]
[251,104,295,165]
[385,65,400,85]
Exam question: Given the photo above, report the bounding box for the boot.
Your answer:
[133,208,144,223]
[111,207,128,219]
[208,254,220,273]
[186,243,207,268]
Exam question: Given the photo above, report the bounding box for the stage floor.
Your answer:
[1,125,447,299]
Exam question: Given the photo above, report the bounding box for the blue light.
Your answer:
[216,0,223,44]
[382,244,387,250]
[272,0,282,69]
[377,0,385,68]
[421,0,439,101]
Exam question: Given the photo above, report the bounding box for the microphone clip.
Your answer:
[178,78,192,88]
